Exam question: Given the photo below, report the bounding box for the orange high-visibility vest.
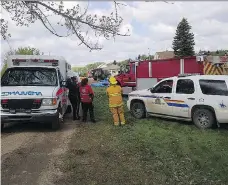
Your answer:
[106,85,123,107]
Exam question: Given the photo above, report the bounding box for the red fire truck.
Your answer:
[115,55,228,94]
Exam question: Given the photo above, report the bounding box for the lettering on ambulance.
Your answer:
[1,91,42,96]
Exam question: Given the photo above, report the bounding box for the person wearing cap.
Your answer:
[106,76,126,126]
[66,76,80,120]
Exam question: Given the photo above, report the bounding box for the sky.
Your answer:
[1,1,228,67]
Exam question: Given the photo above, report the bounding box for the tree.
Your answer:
[15,46,41,55]
[211,50,228,56]
[172,18,195,57]
[1,46,42,76]
[113,60,117,65]
[1,1,130,51]
[85,62,104,70]
[72,66,87,77]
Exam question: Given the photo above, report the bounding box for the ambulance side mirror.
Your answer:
[60,80,66,87]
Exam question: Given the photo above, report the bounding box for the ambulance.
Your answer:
[1,55,75,130]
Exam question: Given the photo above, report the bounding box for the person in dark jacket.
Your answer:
[79,78,96,123]
[66,76,80,120]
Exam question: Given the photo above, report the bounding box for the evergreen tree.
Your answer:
[172,18,195,57]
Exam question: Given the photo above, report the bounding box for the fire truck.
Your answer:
[115,55,228,94]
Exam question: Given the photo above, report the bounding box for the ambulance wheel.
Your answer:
[1,123,4,131]
[131,101,146,119]
[66,105,72,114]
[192,108,215,129]
[51,106,62,130]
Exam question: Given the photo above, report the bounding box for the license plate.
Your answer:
[25,109,31,113]
[18,109,31,113]
[9,109,16,114]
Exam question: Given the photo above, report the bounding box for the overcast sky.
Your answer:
[1,1,228,67]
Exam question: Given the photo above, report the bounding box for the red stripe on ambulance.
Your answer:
[56,88,64,96]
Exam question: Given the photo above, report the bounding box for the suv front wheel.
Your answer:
[130,101,146,119]
[192,108,215,129]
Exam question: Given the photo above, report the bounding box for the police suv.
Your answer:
[1,55,74,130]
[127,74,228,129]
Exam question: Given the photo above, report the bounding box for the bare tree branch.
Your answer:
[1,1,130,50]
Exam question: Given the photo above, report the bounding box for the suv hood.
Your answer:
[129,89,150,96]
[1,86,57,99]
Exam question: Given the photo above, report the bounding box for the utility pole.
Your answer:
[148,48,150,60]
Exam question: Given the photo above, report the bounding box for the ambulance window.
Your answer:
[58,70,64,82]
[199,80,228,96]
[176,79,195,94]
[152,80,173,93]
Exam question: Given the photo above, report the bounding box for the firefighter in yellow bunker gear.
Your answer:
[106,76,126,126]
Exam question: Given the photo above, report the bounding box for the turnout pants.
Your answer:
[81,102,95,121]
[110,105,125,126]
[69,96,80,120]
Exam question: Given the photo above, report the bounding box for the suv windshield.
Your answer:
[1,67,58,86]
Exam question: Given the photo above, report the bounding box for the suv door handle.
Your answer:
[188,97,195,100]
[164,97,171,99]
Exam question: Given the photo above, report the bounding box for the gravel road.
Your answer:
[1,116,77,185]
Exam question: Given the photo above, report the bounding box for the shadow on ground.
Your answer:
[1,114,73,134]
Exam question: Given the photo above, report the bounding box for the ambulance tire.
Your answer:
[51,106,62,130]
[66,105,72,114]
[192,108,215,129]
[1,123,4,131]
[131,101,146,119]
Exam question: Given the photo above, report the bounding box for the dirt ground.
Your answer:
[2,111,228,185]
[1,115,77,185]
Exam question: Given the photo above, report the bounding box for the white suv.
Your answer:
[127,75,228,129]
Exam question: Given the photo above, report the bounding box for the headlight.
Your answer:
[42,98,57,106]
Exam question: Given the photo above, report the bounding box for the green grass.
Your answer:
[59,87,228,185]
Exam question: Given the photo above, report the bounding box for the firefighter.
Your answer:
[79,78,96,123]
[106,76,126,126]
[66,76,80,120]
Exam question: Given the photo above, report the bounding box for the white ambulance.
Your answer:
[1,55,73,130]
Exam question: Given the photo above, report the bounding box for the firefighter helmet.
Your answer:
[109,76,117,85]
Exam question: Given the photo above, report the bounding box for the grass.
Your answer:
[59,87,228,185]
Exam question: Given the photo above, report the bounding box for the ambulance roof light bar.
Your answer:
[12,59,59,66]
[178,73,201,77]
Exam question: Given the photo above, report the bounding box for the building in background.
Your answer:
[98,63,120,76]
[154,51,174,60]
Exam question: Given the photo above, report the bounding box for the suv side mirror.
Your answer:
[149,88,154,93]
